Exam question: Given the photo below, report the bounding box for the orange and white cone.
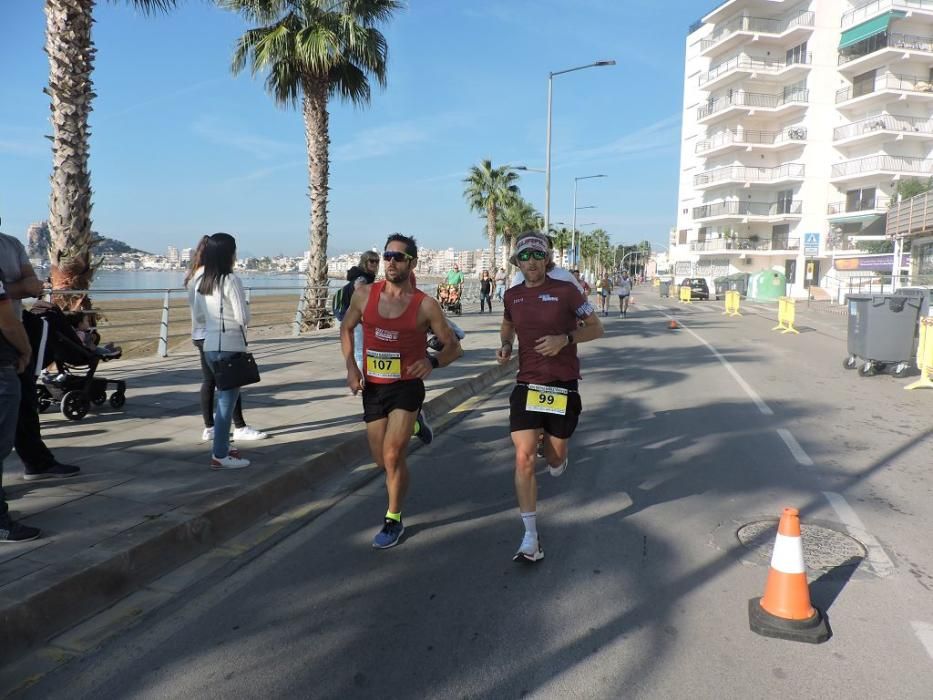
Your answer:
[748,507,831,643]
[668,319,679,330]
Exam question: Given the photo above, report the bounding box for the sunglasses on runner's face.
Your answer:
[382,251,413,263]
[516,249,547,262]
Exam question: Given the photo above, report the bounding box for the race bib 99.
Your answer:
[525,384,568,415]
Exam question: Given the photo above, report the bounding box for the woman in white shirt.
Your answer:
[188,233,253,470]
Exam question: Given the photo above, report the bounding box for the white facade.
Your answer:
[674,0,933,297]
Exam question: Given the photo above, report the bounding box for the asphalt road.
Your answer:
[18,298,933,699]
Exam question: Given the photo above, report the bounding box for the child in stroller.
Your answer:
[436,283,462,315]
[28,303,127,420]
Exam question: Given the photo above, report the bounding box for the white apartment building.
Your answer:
[674,0,933,297]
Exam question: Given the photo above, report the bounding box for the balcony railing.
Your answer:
[700,11,815,51]
[839,33,933,65]
[835,73,933,103]
[695,127,807,153]
[841,0,933,29]
[693,163,806,187]
[693,200,803,218]
[699,53,812,85]
[831,155,933,178]
[690,237,800,252]
[833,114,933,141]
[698,89,809,119]
[827,197,891,214]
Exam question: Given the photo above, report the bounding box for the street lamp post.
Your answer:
[544,60,616,234]
[571,174,606,266]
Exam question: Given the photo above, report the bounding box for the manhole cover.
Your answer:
[736,520,867,572]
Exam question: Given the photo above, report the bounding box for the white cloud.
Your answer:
[191,116,296,160]
[332,121,429,162]
[565,113,682,164]
[0,140,45,157]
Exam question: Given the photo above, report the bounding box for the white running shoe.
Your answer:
[513,533,544,563]
[233,426,268,441]
[548,457,569,478]
[201,427,214,442]
[210,454,250,470]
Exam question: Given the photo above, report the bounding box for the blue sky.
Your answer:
[0,0,701,258]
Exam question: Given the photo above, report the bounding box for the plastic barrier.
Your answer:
[722,290,742,317]
[905,317,933,390]
[771,296,799,335]
[670,284,679,300]
[679,286,693,304]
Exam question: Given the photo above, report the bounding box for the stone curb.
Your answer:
[0,356,517,665]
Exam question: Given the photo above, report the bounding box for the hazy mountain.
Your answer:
[26,221,151,260]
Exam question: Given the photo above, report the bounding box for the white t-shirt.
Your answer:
[617,277,633,295]
[510,266,584,293]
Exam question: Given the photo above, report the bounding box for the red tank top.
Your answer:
[362,280,427,384]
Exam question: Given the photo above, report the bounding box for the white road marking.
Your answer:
[776,428,814,466]
[911,621,933,661]
[822,491,895,577]
[655,310,774,416]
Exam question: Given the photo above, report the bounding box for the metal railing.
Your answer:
[695,127,807,153]
[693,162,806,187]
[700,11,815,51]
[698,89,809,119]
[836,72,933,103]
[690,237,800,252]
[827,197,891,215]
[833,114,933,141]
[839,32,933,65]
[831,155,933,178]
[693,200,802,219]
[842,0,933,28]
[699,52,812,85]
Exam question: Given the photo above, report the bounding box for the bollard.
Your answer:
[292,294,307,337]
[905,317,933,390]
[722,290,742,317]
[157,290,171,357]
[771,296,800,335]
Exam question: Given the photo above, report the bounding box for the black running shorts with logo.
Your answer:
[362,379,426,422]
[508,380,582,439]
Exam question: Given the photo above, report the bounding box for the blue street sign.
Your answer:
[804,232,820,256]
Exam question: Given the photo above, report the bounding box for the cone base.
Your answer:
[748,598,831,644]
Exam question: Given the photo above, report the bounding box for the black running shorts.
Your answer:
[362,379,425,422]
[509,381,582,439]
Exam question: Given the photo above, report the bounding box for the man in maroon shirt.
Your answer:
[497,231,604,562]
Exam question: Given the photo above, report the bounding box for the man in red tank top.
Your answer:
[340,234,462,549]
[497,231,604,563]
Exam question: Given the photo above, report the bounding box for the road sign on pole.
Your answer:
[804,233,820,256]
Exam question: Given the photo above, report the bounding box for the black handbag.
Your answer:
[210,277,260,390]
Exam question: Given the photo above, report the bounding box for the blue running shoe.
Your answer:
[372,518,405,549]
[414,411,433,445]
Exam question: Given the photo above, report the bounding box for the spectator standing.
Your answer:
[0,225,80,481]
[188,233,253,470]
[185,236,267,444]
[344,251,380,370]
[479,270,493,313]
[494,267,507,301]
[445,264,464,288]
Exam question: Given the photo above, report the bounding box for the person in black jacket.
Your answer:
[479,269,493,313]
[347,252,381,369]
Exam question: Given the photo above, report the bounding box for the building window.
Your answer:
[678,229,687,245]
[845,187,876,212]
[786,41,808,65]
[853,69,876,98]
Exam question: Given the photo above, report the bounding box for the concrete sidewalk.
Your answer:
[0,310,513,663]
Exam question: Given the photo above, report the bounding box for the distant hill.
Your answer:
[26,221,151,259]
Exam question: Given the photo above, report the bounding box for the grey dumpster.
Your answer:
[658,281,671,298]
[844,294,923,377]
[897,286,933,316]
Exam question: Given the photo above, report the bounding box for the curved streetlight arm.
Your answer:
[550,60,617,77]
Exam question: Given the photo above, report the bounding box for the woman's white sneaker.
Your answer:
[232,426,268,441]
[210,454,250,470]
[201,427,214,442]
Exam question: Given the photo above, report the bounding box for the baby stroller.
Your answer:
[436,284,462,315]
[26,305,127,421]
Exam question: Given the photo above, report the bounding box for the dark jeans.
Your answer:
[1,367,22,523]
[480,293,492,312]
[14,358,56,470]
[194,340,245,429]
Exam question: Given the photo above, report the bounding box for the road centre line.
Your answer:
[911,622,933,662]
[776,428,814,466]
[653,309,774,416]
[822,491,895,577]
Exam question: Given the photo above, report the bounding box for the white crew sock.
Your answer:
[521,512,537,538]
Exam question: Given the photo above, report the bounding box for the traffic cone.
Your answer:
[668,319,679,330]
[748,507,831,644]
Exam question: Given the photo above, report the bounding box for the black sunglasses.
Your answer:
[383,251,413,263]
[516,249,547,262]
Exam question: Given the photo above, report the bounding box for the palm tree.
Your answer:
[223,0,401,329]
[497,195,540,268]
[464,160,520,272]
[44,0,177,309]
[550,227,572,268]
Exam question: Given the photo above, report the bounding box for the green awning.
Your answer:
[839,11,906,49]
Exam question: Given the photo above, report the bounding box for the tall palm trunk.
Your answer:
[486,205,497,275]
[45,0,96,311]
[302,78,331,330]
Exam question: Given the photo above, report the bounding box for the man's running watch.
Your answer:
[429,355,440,369]
[566,332,575,346]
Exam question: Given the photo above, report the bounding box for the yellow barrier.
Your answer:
[771,296,800,334]
[905,317,933,390]
[679,286,692,304]
[722,290,742,317]
[670,284,679,299]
